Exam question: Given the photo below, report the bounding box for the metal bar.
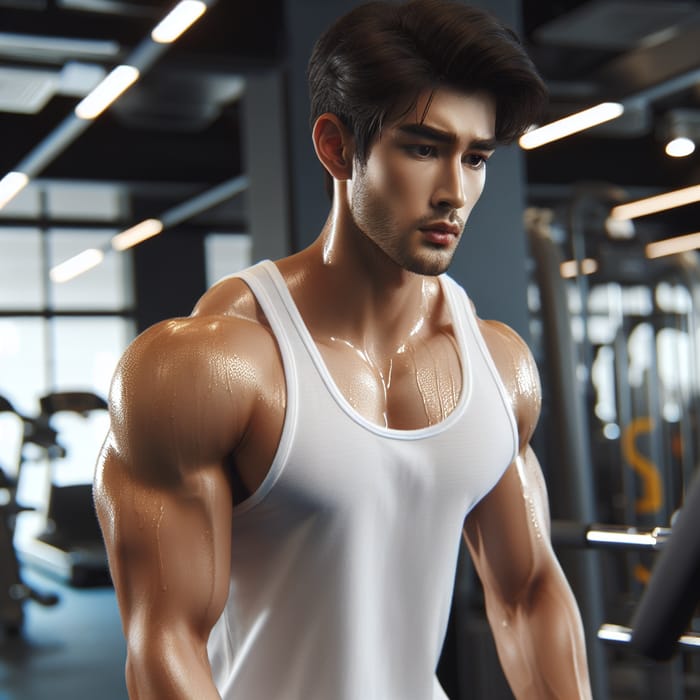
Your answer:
[527,223,609,699]
[551,520,672,550]
[160,175,249,228]
[598,624,700,651]
[6,0,219,180]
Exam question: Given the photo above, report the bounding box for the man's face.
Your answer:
[348,87,496,276]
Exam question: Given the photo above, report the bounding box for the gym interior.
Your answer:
[1,1,699,698]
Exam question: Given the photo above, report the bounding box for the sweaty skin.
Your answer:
[94,87,592,699]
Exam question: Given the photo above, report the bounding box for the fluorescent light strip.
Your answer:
[646,231,700,259]
[50,248,105,283]
[0,171,29,210]
[111,218,164,251]
[610,184,700,220]
[151,1,207,44]
[519,102,624,150]
[560,258,598,279]
[75,64,140,120]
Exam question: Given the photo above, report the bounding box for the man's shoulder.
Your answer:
[126,311,271,368]
[128,264,274,368]
[108,311,282,466]
[118,256,288,402]
[193,269,264,323]
[475,317,541,446]
[477,318,529,358]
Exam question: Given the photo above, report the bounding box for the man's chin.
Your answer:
[401,250,454,276]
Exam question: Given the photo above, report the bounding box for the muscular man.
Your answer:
[94,1,592,697]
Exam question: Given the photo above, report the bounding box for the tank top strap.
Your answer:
[441,275,519,465]
[235,259,305,345]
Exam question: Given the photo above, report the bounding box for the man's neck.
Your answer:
[276,221,439,359]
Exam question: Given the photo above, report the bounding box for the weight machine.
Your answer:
[527,187,700,699]
[0,395,59,636]
[14,391,110,588]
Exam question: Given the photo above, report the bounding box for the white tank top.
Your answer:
[207,260,518,700]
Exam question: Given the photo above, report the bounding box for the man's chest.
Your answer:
[316,329,463,431]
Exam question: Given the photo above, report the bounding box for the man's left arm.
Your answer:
[463,320,592,699]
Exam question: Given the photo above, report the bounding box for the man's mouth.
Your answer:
[419,222,461,246]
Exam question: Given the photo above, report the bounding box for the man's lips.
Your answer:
[419,222,461,245]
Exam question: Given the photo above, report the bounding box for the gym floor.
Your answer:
[0,566,127,700]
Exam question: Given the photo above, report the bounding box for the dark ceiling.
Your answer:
[0,0,698,237]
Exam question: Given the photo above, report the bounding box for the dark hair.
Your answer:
[308,0,547,181]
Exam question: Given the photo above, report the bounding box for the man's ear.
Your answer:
[312,113,354,181]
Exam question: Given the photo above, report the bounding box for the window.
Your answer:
[205,232,252,287]
[0,222,134,531]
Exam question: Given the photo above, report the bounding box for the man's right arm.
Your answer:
[94,315,257,698]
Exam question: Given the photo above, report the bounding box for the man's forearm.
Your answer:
[486,578,592,699]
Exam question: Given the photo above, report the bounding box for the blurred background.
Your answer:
[0,0,699,698]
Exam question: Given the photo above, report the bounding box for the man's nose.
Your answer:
[432,160,466,211]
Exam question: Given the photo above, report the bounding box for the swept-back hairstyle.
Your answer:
[308,0,547,170]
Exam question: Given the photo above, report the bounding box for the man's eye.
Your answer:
[406,144,436,158]
[464,153,488,168]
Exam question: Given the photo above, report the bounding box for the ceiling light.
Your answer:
[519,102,624,150]
[111,218,163,251]
[660,109,700,159]
[560,258,598,278]
[0,171,29,210]
[665,136,695,158]
[646,231,700,259]
[75,64,139,120]
[610,184,700,220]
[151,1,207,44]
[50,248,105,283]
[605,216,635,240]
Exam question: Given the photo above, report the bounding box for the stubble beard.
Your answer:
[351,178,458,277]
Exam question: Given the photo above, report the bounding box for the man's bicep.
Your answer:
[95,441,233,641]
[463,447,552,606]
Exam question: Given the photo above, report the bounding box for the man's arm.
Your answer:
[463,320,592,699]
[94,315,257,698]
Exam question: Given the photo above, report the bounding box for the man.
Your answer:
[94,1,593,698]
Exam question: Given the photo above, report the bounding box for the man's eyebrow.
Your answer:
[396,123,497,151]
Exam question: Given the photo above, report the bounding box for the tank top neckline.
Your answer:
[257,259,473,440]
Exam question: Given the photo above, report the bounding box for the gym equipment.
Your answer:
[599,625,700,653]
[551,520,672,550]
[552,513,700,700]
[15,391,110,587]
[630,468,700,660]
[0,395,59,636]
[526,189,700,698]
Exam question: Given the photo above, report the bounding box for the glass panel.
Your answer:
[0,318,50,530]
[205,232,252,287]
[52,316,131,398]
[50,316,133,485]
[48,228,133,310]
[0,227,44,310]
[0,317,47,416]
[0,181,40,219]
[46,182,123,221]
